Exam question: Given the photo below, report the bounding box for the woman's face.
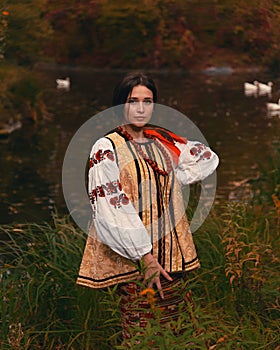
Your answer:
[123,85,154,128]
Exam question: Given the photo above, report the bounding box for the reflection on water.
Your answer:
[1,69,279,224]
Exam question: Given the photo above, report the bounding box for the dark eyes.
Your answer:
[127,99,153,105]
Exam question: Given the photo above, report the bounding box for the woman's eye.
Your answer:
[126,99,153,105]
[144,100,153,105]
[127,99,137,104]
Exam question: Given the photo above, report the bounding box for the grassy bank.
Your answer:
[1,149,279,349]
[0,64,50,126]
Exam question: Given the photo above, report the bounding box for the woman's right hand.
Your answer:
[142,253,173,299]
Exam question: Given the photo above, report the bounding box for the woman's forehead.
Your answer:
[129,85,154,98]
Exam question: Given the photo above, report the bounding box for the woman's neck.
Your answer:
[122,124,147,141]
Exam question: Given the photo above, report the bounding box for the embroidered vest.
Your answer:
[76,132,200,289]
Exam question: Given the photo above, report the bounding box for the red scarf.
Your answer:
[144,126,187,164]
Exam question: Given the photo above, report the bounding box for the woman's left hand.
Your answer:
[142,253,173,299]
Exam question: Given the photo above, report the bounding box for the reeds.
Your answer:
[1,147,279,349]
[0,216,122,349]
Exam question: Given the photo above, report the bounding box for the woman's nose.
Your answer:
[137,102,144,113]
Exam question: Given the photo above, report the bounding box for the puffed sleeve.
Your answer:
[174,140,219,185]
[88,137,152,261]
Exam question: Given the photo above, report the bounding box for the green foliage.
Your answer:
[221,203,279,307]
[254,141,280,202]
[0,216,122,349]
[0,1,9,59]
[213,0,280,60]
[44,0,198,68]
[42,0,280,69]
[0,64,49,123]
[2,0,280,68]
[4,0,53,65]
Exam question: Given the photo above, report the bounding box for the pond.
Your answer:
[1,68,279,224]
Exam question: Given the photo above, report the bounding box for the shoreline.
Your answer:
[34,61,266,76]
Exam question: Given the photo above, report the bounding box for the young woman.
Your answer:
[77,72,219,340]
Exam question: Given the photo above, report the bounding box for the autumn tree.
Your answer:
[5,0,53,65]
[0,1,9,59]
[44,0,198,68]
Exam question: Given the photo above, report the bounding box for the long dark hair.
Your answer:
[112,71,158,106]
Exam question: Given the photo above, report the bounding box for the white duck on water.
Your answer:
[266,98,280,111]
[244,81,259,92]
[56,77,70,90]
[244,81,259,97]
[258,81,273,94]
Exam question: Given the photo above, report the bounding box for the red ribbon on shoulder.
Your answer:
[144,126,187,164]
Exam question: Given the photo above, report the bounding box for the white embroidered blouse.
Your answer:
[88,135,219,262]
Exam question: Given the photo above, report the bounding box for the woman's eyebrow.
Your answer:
[128,97,153,100]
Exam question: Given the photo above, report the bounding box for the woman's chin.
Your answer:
[126,121,148,129]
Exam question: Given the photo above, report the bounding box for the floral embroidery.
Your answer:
[89,149,114,167]
[109,193,130,208]
[89,186,105,204]
[190,143,212,160]
[190,143,205,156]
[202,150,212,159]
[89,180,127,208]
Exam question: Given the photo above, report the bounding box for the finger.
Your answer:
[156,280,164,299]
[160,268,173,281]
[147,276,157,289]
[145,271,158,286]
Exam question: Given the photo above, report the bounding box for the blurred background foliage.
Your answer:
[1,0,280,70]
[1,0,280,126]
[2,0,280,124]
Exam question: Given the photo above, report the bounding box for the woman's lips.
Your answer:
[134,116,146,120]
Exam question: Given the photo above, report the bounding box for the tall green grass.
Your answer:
[0,216,122,349]
[1,146,279,349]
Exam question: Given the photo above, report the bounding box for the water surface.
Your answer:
[1,69,279,224]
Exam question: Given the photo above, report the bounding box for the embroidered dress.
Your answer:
[117,274,195,341]
[77,130,219,289]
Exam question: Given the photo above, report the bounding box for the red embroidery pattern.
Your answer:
[190,143,212,160]
[110,194,130,208]
[89,149,114,167]
[90,180,129,208]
